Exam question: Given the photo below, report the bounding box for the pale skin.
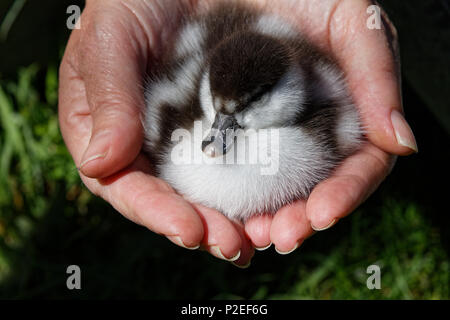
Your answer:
[59,0,417,267]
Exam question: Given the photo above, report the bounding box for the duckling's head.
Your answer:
[202,31,306,157]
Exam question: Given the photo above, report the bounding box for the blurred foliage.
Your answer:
[0,0,84,77]
[0,64,90,284]
[0,0,449,300]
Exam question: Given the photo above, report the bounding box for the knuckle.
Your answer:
[91,96,140,121]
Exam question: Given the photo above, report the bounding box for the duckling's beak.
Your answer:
[202,112,241,158]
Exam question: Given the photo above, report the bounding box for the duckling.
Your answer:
[142,2,363,221]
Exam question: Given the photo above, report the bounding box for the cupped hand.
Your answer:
[59,0,417,267]
[59,0,253,266]
[245,0,417,254]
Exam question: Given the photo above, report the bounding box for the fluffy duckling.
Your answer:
[142,2,363,221]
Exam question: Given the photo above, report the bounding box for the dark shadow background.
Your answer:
[0,0,448,299]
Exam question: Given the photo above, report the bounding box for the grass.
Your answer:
[0,64,448,299]
[0,0,26,41]
[0,64,85,285]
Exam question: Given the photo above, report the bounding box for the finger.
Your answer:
[81,154,204,249]
[328,0,417,155]
[58,69,204,250]
[230,220,255,268]
[192,204,242,261]
[68,3,151,178]
[270,200,314,254]
[244,214,273,250]
[306,143,395,230]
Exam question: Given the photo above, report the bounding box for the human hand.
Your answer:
[59,0,417,267]
[243,0,418,254]
[59,0,254,267]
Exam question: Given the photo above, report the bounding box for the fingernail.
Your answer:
[210,246,241,261]
[231,260,251,269]
[391,109,418,153]
[78,153,107,170]
[275,242,300,255]
[311,218,337,231]
[79,131,111,169]
[255,242,272,251]
[166,235,200,250]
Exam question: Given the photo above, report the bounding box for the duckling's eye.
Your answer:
[248,86,265,104]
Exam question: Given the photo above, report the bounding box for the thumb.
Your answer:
[79,102,144,179]
[331,1,418,155]
[76,9,148,178]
